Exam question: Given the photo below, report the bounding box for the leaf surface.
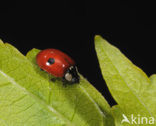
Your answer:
[95,36,156,125]
[0,40,114,126]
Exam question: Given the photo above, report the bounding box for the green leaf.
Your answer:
[0,40,114,126]
[95,35,156,125]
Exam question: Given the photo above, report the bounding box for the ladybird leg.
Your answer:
[51,78,57,82]
[50,76,62,82]
[46,73,54,82]
[62,81,68,87]
[62,77,67,83]
[62,78,69,87]
[40,68,44,71]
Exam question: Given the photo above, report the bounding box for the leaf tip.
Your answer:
[26,48,40,57]
[0,39,4,44]
[94,35,109,45]
[94,35,103,42]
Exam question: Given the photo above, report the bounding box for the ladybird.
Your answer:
[36,49,80,84]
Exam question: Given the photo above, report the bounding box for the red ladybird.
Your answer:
[36,49,79,83]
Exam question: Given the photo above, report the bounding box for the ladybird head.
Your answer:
[64,66,80,84]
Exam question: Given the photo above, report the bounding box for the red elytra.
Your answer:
[36,49,75,77]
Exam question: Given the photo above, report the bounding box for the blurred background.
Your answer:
[0,0,156,106]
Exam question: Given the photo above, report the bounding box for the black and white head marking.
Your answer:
[64,66,80,84]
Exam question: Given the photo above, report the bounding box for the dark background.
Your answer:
[0,0,156,106]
